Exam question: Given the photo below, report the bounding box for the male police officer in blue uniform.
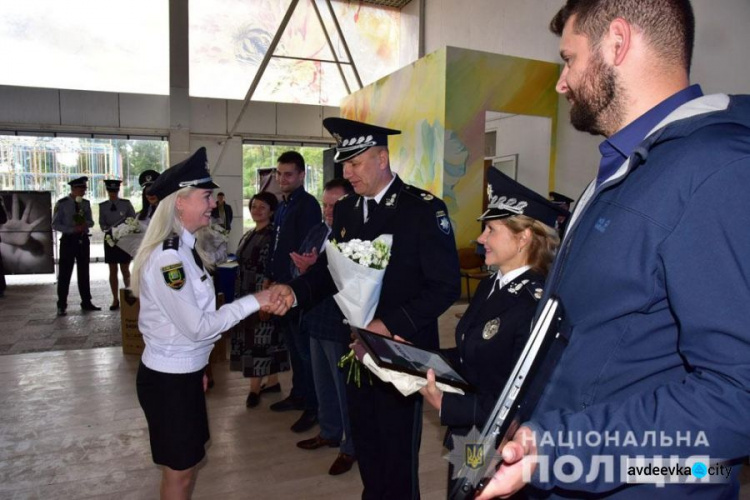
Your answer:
[270,118,461,499]
[52,176,100,316]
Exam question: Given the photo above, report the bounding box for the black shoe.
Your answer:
[296,434,339,450]
[57,307,67,316]
[246,392,260,408]
[81,303,101,311]
[291,410,318,433]
[260,383,281,394]
[269,395,305,412]
[109,301,120,311]
[328,453,357,475]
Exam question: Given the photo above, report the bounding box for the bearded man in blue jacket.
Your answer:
[478,1,750,499]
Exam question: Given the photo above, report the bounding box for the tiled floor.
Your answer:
[1,263,122,355]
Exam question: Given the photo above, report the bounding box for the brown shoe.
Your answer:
[296,434,339,450]
[328,453,356,475]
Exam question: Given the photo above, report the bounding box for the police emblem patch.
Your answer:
[436,210,451,235]
[482,318,500,340]
[161,263,186,290]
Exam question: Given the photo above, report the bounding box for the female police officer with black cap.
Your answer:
[131,147,274,498]
[420,169,566,492]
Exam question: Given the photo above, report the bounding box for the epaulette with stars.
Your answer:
[504,277,545,301]
[162,234,180,250]
[402,184,437,203]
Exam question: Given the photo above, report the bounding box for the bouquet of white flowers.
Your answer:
[105,217,141,247]
[105,217,144,256]
[326,234,392,328]
[327,235,392,387]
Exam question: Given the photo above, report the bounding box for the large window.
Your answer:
[0,0,169,94]
[190,0,401,105]
[0,135,169,256]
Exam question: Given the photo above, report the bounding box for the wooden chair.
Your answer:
[458,247,489,302]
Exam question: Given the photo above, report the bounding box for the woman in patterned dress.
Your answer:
[231,191,290,407]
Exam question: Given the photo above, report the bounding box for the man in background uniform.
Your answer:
[52,176,99,316]
[99,179,136,310]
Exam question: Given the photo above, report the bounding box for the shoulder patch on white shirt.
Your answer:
[161,263,186,290]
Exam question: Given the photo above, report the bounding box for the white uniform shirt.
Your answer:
[139,228,260,374]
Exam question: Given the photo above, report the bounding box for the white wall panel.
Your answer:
[277,103,324,138]
[119,94,170,130]
[424,0,561,63]
[60,90,119,127]
[227,100,277,135]
[190,97,226,135]
[489,114,552,196]
[0,86,60,125]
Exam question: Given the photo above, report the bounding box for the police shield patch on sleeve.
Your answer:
[161,263,186,290]
[436,210,451,235]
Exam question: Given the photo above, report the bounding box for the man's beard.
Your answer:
[567,54,623,137]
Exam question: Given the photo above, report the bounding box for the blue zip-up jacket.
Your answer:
[527,94,750,498]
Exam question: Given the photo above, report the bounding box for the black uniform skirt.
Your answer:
[136,362,210,470]
[103,236,132,264]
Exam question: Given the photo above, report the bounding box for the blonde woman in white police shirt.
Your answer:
[131,147,272,499]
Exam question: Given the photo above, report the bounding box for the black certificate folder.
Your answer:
[354,328,473,392]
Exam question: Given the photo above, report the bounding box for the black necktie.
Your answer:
[191,246,204,270]
[366,198,378,223]
[110,201,117,212]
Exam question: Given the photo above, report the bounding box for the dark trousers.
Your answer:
[57,234,92,308]
[347,377,423,500]
[281,311,317,410]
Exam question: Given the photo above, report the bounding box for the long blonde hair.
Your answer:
[131,187,215,296]
[503,215,560,277]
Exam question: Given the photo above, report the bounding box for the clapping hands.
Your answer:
[289,248,318,274]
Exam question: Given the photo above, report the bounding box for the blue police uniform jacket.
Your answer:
[526,94,750,498]
[290,175,461,349]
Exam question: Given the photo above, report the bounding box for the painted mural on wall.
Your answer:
[190,0,400,105]
[339,49,448,196]
[445,48,560,246]
[340,47,559,247]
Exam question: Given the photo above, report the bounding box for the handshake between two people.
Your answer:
[252,284,296,317]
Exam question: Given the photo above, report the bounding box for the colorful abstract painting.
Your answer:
[190,0,401,105]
